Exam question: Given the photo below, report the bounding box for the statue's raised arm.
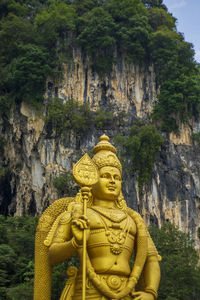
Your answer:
[34,135,161,300]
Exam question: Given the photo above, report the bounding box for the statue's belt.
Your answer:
[75,273,129,292]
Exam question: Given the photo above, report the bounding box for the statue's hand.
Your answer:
[71,214,90,246]
[131,291,154,300]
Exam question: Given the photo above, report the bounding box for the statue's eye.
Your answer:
[101,173,110,179]
[114,175,121,181]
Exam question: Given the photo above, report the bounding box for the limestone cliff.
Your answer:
[0,49,200,248]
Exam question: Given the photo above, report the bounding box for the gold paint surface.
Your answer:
[73,153,99,187]
[34,135,161,300]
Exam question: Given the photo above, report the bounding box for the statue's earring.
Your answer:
[116,191,126,209]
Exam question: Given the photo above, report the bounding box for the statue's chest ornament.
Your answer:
[106,226,127,255]
[91,207,130,255]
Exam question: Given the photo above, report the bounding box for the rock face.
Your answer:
[0,49,200,248]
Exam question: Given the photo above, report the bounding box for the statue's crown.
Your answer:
[93,134,116,154]
[92,135,122,173]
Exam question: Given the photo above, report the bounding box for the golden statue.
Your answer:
[34,135,161,300]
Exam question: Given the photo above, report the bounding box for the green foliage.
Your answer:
[150,28,200,132]
[34,2,77,49]
[6,280,33,300]
[149,223,200,300]
[0,244,16,287]
[152,72,200,132]
[45,98,93,136]
[0,11,53,110]
[0,137,5,155]
[148,7,176,31]
[51,255,79,300]
[142,0,167,9]
[0,0,48,19]
[116,14,151,64]
[0,95,14,117]
[198,227,200,239]
[150,29,195,83]
[53,172,78,197]
[0,215,79,300]
[0,14,35,62]
[115,123,164,192]
[0,167,10,207]
[6,1,28,17]
[77,7,116,74]
[0,216,38,298]
[71,0,104,16]
[106,0,147,21]
[7,44,52,105]
[94,109,113,129]
[106,0,150,64]
[0,0,199,131]
[192,132,200,145]
[45,97,115,135]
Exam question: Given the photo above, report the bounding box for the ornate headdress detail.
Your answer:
[92,135,122,174]
[93,134,116,154]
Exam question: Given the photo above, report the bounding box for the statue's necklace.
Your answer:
[92,206,127,223]
[91,207,130,255]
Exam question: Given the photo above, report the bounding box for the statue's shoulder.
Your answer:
[37,197,75,229]
[36,197,75,247]
[126,207,149,236]
[127,207,145,223]
[58,210,72,224]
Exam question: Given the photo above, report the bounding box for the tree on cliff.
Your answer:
[0,0,199,132]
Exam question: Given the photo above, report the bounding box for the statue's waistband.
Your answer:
[76,273,129,291]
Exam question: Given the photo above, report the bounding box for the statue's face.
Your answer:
[92,166,122,201]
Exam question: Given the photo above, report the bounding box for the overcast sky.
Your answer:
[163,0,200,62]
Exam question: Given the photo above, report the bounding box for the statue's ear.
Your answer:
[116,191,127,210]
[34,197,75,300]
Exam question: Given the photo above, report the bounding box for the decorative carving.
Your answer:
[91,206,127,223]
[73,153,99,187]
[34,135,161,300]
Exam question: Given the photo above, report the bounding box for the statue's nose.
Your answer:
[109,175,115,183]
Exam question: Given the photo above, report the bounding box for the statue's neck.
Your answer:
[93,198,117,209]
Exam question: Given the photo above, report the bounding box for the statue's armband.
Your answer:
[127,208,161,261]
[146,230,162,261]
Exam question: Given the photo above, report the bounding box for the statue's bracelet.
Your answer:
[71,238,83,249]
[145,288,158,300]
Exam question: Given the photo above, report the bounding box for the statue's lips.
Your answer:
[107,185,116,191]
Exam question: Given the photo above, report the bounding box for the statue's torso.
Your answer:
[86,206,136,276]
